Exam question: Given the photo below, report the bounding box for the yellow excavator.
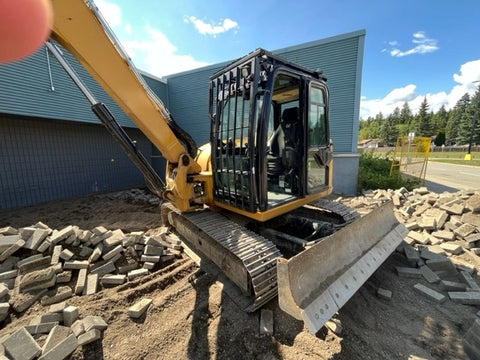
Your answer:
[47,0,407,334]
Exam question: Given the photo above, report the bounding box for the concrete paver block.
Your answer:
[20,267,56,292]
[63,260,89,270]
[49,226,75,245]
[39,333,77,360]
[101,274,126,286]
[88,243,103,263]
[24,322,59,336]
[83,274,99,296]
[41,286,73,306]
[102,245,123,261]
[70,319,85,337]
[144,245,163,256]
[449,291,480,305]
[0,227,18,236]
[78,329,102,346]
[413,283,446,303]
[418,217,436,231]
[140,255,160,263]
[406,231,429,245]
[41,325,72,355]
[83,315,108,332]
[440,242,463,255]
[0,269,18,281]
[440,280,468,292]
[11,289,48,313]
[0,235,21,251]
[3,327,41,360]
[0,239,25,262]
[376,288,392,301]
[459,271,480,291]
[90,261,115,277]
[49,301,67,313]
[74,268,88,295]
[103,229,125,247]
[466,194,480,212]
[431,230,455,242]
[59,249,74,261]
[420,265,441,284]
[63,306,79,327]
[260,309,274,335]
[24,229,50,250]
[403,245,420,265]
[0,284,8,299]
[18,255,51,273]
[128,298,153,318]
[425,258,457,275]
[127,268,149,281]
[56,271,72,284]
[396,267,422,278]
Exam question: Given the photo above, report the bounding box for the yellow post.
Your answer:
[465,153,473,160]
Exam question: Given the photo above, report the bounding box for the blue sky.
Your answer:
[94,0,480,119]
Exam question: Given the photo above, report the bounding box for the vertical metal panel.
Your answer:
[166,65,225,146]
[0,115,151,210]
[0,44,140,128]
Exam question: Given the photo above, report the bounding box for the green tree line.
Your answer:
[359,85,480,147]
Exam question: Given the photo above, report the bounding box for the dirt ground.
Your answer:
[0,190,478,360]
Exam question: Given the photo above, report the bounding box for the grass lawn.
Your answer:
[365,149,480,167]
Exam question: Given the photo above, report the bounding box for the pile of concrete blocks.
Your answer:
[0,304,107,360]
[344,188,480,305]
[0,224,182,321]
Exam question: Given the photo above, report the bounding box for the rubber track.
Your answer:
[172,200,359,311]
[309,198,361,225]
[181,209,282,311]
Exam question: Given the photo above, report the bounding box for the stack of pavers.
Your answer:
[0,224,182,325]
[0,307,108,360]
[344,188,480,354]
[343,188,480,303]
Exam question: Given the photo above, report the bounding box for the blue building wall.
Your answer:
[0,115,150,210]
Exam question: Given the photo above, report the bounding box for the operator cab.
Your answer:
[209,49,331,215]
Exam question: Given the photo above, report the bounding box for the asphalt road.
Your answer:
[423,161,480,193]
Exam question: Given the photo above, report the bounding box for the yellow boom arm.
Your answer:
[50,0,205,210]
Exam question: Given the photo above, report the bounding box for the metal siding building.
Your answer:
[0,30,364,210]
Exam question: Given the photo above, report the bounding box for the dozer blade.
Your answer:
[277,201,407,334]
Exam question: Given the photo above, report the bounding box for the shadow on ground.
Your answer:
[423,179,459,193]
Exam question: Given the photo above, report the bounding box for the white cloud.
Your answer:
[184,16,239,36]
[94,0,122,28]
[122,27,210,77]
[386,31,439,57]
[124,23,132,35]
[91,1,210,77]
[360,59,480,119]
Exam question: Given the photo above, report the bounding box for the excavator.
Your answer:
[45,0,407,334]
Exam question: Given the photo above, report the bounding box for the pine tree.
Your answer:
[417,97,432,137]
[431,105,448,134]
[469,86,480,146]
[455,93,472,145]
[380,113,399,146]
[399,102,413,126]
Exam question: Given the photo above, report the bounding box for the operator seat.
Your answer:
[267,106,300,175]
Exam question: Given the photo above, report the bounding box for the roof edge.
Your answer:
[162,29,366,80]
[273,29,366,54]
